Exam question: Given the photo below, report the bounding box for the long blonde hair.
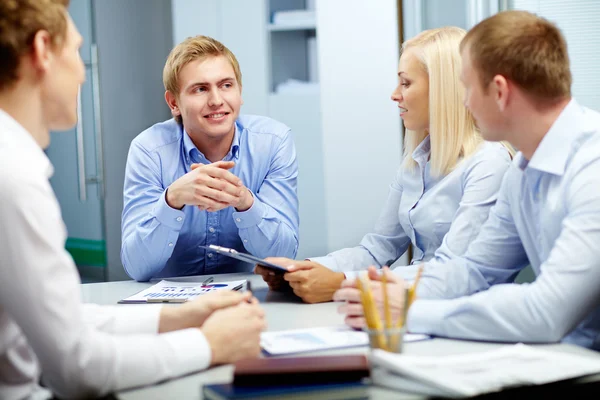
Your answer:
[402,27,482,176]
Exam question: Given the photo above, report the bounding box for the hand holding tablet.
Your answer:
[198,245,289,274]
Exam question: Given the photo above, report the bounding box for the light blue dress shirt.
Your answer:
[121,115,299,281]
[310,137,512,279]
[405,99,600,350]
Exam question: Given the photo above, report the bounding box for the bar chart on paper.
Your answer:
[118,280,246,303]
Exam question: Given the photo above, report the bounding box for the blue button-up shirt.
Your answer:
[406,99,600,350]
[121,115,299,281]
[311,138,512,279]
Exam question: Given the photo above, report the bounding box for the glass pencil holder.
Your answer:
[362,326,406,353]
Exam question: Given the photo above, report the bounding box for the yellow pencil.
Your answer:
[408,264,424,307]
[358,272,387,349]
[382,272,391,330]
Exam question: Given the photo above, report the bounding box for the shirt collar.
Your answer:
[0,109,53,178]
[412,135,431,165]
[182,121,241,164]
[525,98,581,176]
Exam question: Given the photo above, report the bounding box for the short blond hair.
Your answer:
[461,10,571,104]
[0,0,70,90]
[163,35,242,124]
[402,27,482,176]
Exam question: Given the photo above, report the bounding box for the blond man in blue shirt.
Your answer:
[121,36,299,281]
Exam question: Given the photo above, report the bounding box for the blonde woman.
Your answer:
[255,27,513,303]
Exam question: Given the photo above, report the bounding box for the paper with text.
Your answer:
[261,326,430,355]
[119,279,246,303]
[371,343,600,397]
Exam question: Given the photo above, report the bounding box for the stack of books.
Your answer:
[202,354,369,399]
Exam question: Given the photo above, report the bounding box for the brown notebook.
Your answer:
[233,354,370,386]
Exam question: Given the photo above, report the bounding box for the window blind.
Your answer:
[508,0,600,111]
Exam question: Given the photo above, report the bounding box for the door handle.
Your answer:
[76,88,87,202]
[91,44,105,200]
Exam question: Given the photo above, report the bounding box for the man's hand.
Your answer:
[165,161,253,212]
[283,261,346,304]
[201,301,266,365]
[254,257,293,292]
[158,291,253,333]
[333,266,405,329]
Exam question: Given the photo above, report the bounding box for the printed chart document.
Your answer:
[119,279,246,303]
[261,326,430,355]
[371,343,600,398]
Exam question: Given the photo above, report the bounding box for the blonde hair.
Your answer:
[461,10,571,105]
[402,27,482,176]
[0,0,70,90]
[163,35,242,124]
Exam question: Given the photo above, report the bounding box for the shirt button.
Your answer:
[208,253,214,258]
[236,218,242,222]
[176,217,183,222]
[168,242,174,247]
[243,239,248,243]
[209,227,216,233]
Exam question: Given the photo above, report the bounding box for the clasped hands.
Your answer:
[158,290,266,365]
[166,160,253,212]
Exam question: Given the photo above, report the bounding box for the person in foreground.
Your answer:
[121,35,299,282]
[256,27,512,303]
[335,10,600,350]
[0,2,265,399]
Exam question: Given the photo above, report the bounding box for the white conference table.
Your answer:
[81,272,600,400]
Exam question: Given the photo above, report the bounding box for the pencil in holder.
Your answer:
[362,326,406,353]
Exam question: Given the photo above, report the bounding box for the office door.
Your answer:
[46,0,106,281]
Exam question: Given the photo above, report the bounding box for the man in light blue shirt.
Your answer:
[336,11,600,350]
[121,36,299,281]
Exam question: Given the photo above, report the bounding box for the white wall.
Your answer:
[171,0,268,116]
[316,0,403,252]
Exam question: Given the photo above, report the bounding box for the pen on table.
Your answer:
[246,280,253,303]
[202,276,214,286]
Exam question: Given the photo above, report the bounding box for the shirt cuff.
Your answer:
[153,190,186,230]
[407,299,449,336]
[308,256,339,272]
[161,328,212,374]
[83,304,162,334]
[232,191,265,229]
[343,271,358,280]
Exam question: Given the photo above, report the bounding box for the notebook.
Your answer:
[233,354,369,386]
[202,380,368,400]
[118,279,246,303]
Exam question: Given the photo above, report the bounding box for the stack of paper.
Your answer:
[370,343,600,397]
[119,279,246,304]
[261,326,430,355]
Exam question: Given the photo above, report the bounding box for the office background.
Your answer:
[46,0,600,282]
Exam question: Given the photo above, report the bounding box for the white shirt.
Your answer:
[311,138,511,279]
[404,99,600,349]
[0,110,211,400]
